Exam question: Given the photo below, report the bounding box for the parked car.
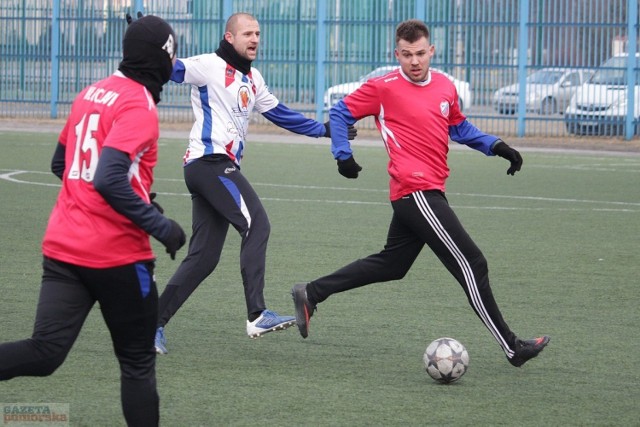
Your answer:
[492,67,591,115]
[323,65,472,111]
[565,53,640,136]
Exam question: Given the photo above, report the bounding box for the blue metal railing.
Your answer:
[1,0,638,139]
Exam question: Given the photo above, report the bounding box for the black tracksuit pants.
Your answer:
[306,190,518,357]
[158,155,270,326]
[0,257,159,426]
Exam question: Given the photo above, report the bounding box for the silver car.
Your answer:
[323,66,472,111]
[565,53,640,136]
[493,68,592,115]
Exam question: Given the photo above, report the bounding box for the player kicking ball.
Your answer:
[291,19,549,368]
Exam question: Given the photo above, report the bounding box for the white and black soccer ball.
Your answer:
[423,337,469,384]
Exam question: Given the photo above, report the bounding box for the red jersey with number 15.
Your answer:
[42,71,160,268]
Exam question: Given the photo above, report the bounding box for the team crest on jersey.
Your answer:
[237,86,250,112]
[440,101,450,117]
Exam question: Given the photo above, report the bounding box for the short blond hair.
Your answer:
[225,12,257,34]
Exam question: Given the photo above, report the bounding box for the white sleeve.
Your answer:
[251,68,279,113]
[179,54,217,87]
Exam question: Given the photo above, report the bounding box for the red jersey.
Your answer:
[42,72,160,268]
[343,69,465,200]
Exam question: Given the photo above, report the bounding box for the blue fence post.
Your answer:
[516,0,529,137]
[624,0,638,140]
[415,0,426,21]
[50,0,60,119]
[222,0,233,21]
[315,0,327,122]
[19,0,26,94]
[133,0,144,14]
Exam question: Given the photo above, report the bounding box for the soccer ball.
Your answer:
[423,337,469,384]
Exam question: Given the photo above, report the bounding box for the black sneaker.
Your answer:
[508,336,550,367]
[291,283,316,339]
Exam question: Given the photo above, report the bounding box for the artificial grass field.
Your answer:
[0,131,638,426]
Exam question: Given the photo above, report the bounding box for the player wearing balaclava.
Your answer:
[119,14,176,104]
[0,12,185,427]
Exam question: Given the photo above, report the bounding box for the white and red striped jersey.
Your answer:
[171,54,279,165]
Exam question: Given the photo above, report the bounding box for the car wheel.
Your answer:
[541,97,557,115]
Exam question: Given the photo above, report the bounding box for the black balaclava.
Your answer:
[118,15,176,104]
[215,38,252,75]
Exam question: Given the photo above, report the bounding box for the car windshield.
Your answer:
[590,56,640,85]
[527,70,565,84]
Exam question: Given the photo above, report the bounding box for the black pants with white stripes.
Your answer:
[157,154,270,326]
[306,190,518,356]
[0,257,159,426]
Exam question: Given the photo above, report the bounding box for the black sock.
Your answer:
[248,311,262,322]
[306,283,319,307]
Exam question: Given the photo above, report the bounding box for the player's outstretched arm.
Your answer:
[262,103,356,139]
[329,101,362,179]
[323,120,357,140]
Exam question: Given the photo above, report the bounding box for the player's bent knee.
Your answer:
[383,264,413,281]
[32,358,65,377]
[31,339,71,376]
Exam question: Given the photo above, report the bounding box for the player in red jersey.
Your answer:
[0,14,185,426]
[292,19,549,367]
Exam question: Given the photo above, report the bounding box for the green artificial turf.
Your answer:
[0,131,638,426]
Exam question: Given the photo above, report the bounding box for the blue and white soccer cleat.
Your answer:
[154,327,168,354]
[246,309,296,339]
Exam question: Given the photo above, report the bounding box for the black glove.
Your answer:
[492,140,523,176]
[324,121,357,140]
[158,219,186,260]
[149,192,164,214]
[337,156,362,179]
[125,11,143,25]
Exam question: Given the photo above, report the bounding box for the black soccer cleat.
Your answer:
[508,336,550,367]
[291,283,316,339]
